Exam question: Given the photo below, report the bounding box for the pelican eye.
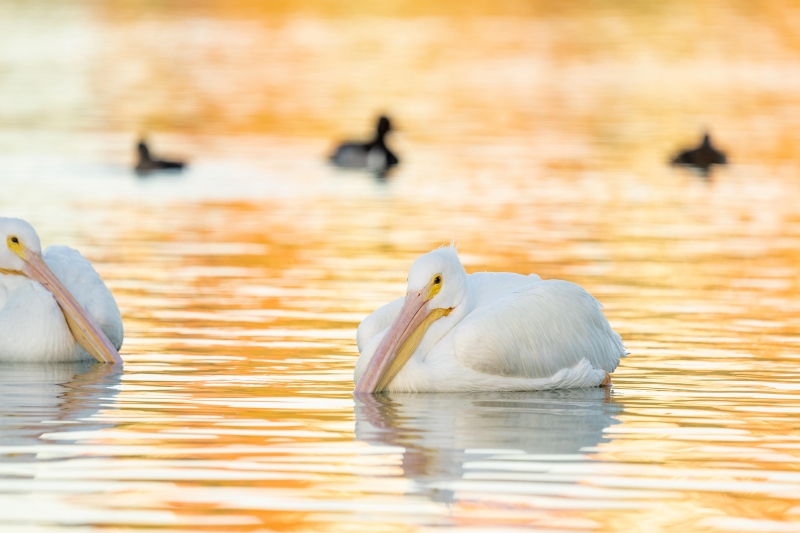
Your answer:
[426,273,444,300]
[10,237,18,244]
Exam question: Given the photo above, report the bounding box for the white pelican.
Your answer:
[0,218,123,363]
[354,246,625,393]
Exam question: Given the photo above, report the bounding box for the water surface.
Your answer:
[1,1,800,531]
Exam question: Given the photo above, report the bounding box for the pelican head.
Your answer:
[0,218,41,273]
[355,246,467,393]
[407,246,468,311]
[0,218,122,364]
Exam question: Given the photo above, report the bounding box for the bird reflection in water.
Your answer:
[354,389,622,506]
[671,132,727,176]
[0,362,121,450]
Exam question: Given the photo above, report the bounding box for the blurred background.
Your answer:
[3,0,799,178]
[2,1,800,532]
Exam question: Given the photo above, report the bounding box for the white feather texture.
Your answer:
[355,246,626,392]
[0,245,123,363]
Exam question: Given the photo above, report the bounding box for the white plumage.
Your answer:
[0,218,123,363]
[44,247,124,350]
[354,246,625,393]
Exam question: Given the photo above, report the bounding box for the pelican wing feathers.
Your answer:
[449,279,624,380]
[44,246,124,351]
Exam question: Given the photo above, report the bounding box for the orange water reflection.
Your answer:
[1,0,800,531]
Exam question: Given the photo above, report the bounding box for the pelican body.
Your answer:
[0,218,123,363]
[354,246,625,393]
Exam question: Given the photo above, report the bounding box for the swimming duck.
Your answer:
[135,140,186,175]
[671,133,727,172]
[329,115,399,172]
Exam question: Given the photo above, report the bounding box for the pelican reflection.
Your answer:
[0,362,121,449]
[354,389,622,504]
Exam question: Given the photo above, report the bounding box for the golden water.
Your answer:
[1,1,800,531]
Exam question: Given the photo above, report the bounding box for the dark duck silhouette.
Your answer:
[671,133,727,173]
[329,115,399,172]
[135,139,186,175]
